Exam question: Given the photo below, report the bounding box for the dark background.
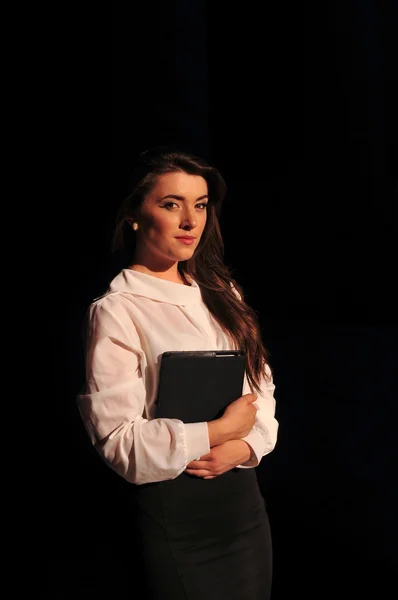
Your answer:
[47,2,397,598]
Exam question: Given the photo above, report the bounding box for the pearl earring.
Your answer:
[132,222,139,231]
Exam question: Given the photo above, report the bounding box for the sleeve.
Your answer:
[76,297,210,485]
[228,281,278,468]
[236,364,279,468]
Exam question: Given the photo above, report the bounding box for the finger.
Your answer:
[185,469,213,478]
[186,460,212,470]
[188,454,212,463]
[243,393,257,402]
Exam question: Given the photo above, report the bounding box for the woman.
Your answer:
[77,146,279,599]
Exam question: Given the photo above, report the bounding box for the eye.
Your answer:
[196,202,208,210]
[162,201,179,209]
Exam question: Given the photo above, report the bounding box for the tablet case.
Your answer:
[155,350,246,423]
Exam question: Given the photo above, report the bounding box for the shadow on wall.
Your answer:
[256,321,397,598]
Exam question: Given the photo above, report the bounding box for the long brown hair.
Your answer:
[112,146,271,392]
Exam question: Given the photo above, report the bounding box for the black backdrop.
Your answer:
[46,2,397,598]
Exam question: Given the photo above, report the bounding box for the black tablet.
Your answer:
[155,350,246,423]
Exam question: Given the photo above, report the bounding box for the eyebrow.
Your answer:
[159,194,209,202]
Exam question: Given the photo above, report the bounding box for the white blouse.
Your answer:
[77,269,278,485]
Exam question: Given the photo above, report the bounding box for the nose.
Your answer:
[179,206,197,231]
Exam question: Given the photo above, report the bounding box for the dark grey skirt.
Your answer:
[131,467,272,600]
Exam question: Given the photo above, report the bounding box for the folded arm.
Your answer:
[77,296,210,485]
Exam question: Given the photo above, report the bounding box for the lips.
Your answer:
[175,236,196,245]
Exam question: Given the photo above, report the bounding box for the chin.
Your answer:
[175,249,195,262]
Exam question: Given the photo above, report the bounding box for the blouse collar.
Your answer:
[108,268,202,306]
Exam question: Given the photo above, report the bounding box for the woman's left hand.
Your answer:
[185,440,254,479]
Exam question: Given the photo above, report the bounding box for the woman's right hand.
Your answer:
[207,394,257,446]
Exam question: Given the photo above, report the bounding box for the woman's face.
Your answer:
[133,171,209,270]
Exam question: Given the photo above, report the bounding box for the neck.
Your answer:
[129,263,190,285]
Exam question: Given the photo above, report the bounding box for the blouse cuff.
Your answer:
[237,428,266,468]
[183,421,211,462]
